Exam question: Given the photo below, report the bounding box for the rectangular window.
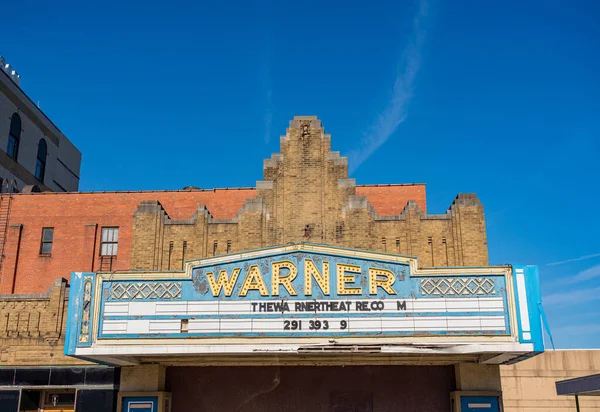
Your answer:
[100,227,119,256]
[7,135,18,160]
[40,228,54,254]
[226,240,231,254]
[35,158,45,181]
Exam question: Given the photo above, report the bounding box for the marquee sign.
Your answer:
[65,243,544,364]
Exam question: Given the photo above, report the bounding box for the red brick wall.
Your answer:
[356,184,427,214]
[0,190,254,294]
[0,186,425,294]
[166,365,455,412]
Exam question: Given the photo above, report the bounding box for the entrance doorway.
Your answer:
[20,389,75,412]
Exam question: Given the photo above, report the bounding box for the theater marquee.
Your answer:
[65,243,544,365]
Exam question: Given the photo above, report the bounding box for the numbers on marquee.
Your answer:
[308,320,330,330]
[283,320,302,330]
[283,319,348,331]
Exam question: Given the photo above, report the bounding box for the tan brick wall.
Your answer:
[131,116,489,270]
[501,350,600,411]
[0,278,91,366]
[456,363,502,391]
[121,365,166,392]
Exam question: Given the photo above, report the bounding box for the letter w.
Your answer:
[206,268,240,297]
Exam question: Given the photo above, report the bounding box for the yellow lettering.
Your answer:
[304,259,330,296]
[336,264,362,295]
[271,261,298,296]
[369,268,396,295]
[239,265,269,296]
[206,268,240,297]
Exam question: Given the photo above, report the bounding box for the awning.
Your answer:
[556,373,600,397]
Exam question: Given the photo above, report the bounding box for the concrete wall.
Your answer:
[166,365,455,412]
[501,350,600,411]
[0,68,81,192]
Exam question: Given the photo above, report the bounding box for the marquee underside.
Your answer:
[75,341,534,366]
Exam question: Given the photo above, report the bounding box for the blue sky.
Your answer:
[3,0,599,348]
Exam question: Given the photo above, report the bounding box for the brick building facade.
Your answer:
[0,117,487,295]
[0,117,540,412]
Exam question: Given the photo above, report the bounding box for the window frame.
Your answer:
[40,227,54,255]
[7,113,21,160]
[35,138,47,182]
[100,227,119,256]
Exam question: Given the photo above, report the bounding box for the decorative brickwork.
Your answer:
[131,117,488,271]
[0,116,487,296]
[0,278,90,366]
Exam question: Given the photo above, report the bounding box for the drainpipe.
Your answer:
[9,224,23,294]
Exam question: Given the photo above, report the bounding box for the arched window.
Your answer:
[35,138,47,182]
[7,113,21,160]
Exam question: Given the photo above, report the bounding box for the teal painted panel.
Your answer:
[95,250,511,339]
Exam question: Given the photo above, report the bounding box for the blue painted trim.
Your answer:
[65,272,96,355]
[80,273,96,348]
[525,265,544,352]
[64,272,82,356]
[100,329,511,339]
[101,311,508,320]
[512,265,544,352]
[122,396,158,412]
[460,395,499,412]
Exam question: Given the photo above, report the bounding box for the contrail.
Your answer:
[258,0,273,144]
[546,253,600,266]
[349,0,430,173]
[263,78,273,144]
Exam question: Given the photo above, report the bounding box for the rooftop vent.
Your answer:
[0,56,21,87]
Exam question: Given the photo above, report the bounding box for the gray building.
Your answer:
[0,56,81,192]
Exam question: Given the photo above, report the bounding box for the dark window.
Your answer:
[43,390,76,407]
[35,138,47,182]
[15,369,50,385]
[213,240,218,256]
[75,390,118,412]
[20,390,42,410]
[226,240,231,254]
[49,368,85,386]
[0,368,15,385]
[0,390,19,411]
[7,113,21,160]
[335,223,343,242]
[84,367,119,386]
[40,228,54,254]
[100,227,119,256]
